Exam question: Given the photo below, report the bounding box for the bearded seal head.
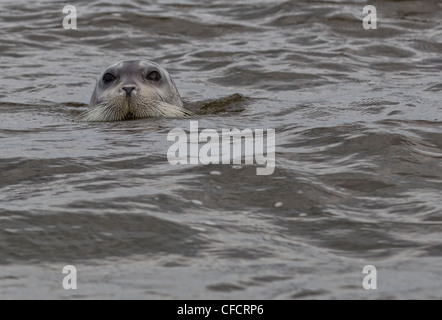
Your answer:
[76,60,193,122]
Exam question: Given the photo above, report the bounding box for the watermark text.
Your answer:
[63,5,77,30]
[62,265,77,290]
[167,121,275,175]
[363,5,377,30]
[362,265,377,290]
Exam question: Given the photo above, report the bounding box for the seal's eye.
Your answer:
[103,73,116,83]
[146,71,161,82]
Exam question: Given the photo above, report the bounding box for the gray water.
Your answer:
[0,0,441,299]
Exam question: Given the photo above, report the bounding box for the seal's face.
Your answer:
[76,60,192,122]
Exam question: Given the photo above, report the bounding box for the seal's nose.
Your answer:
[121,85,137,97]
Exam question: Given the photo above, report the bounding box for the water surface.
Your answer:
[0,0,441,299]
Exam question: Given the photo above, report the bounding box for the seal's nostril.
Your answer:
[122,86,136,97]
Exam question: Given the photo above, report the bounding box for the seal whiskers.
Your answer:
[76,98,193,122]
[75,100,127,122]
[131,97,194,118]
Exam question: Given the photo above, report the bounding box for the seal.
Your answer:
[76,60,193,122]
